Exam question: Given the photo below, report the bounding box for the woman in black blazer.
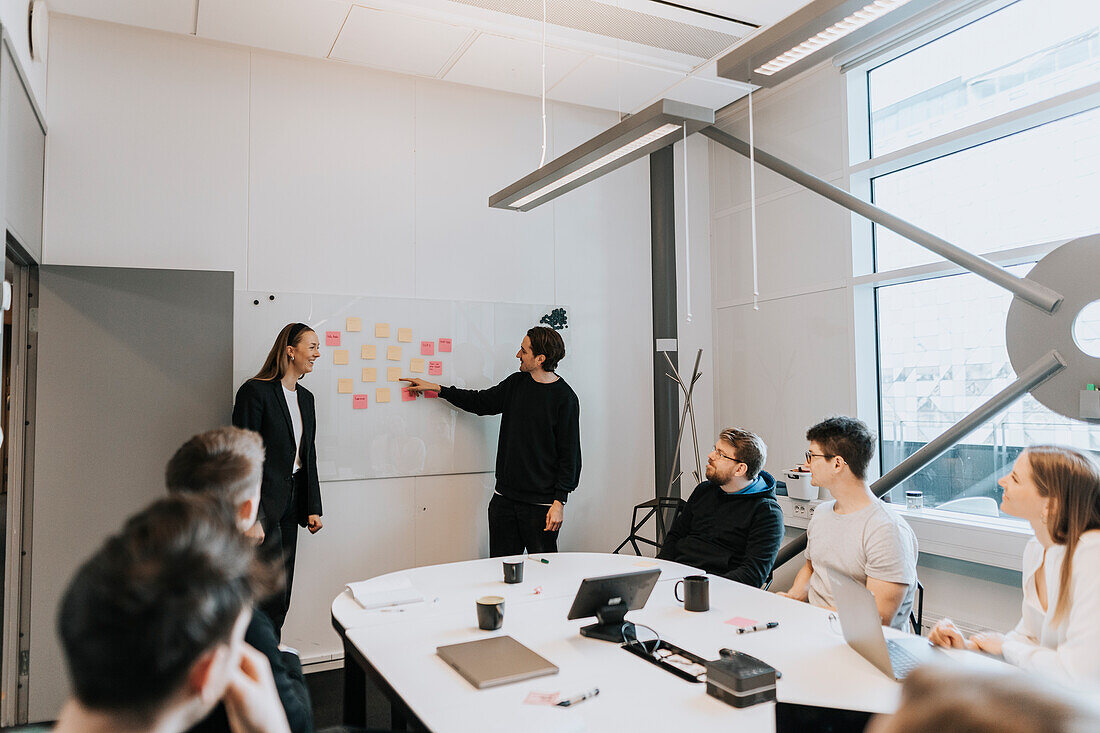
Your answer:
[233,322,324,635]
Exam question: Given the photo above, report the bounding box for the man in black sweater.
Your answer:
[403,326,581,556]
[657,427,784,587]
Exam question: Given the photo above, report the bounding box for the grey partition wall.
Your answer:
[27,266,233,721]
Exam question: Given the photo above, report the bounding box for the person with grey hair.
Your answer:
[657,427,783,587]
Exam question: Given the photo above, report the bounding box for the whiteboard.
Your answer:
[235,291,568,481]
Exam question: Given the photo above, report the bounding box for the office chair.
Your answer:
[909,580,925,635]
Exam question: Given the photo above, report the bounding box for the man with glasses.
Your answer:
[778,416,918,629]
[657,428,783,587]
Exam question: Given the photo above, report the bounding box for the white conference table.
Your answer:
[332,553,991,732]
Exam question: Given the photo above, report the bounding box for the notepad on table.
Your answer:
[346,575,424,610]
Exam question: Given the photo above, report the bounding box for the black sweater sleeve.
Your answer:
[439,376,510,416]
[723,501,784,588]
[553,395,581,503]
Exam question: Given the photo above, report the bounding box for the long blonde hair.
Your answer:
[1025,445,1100,623]
[253,323,314,381]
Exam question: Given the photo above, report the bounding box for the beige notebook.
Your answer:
[436,635,558,689]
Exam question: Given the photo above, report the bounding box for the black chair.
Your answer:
[612,496,686,555]
[909,580,925,635]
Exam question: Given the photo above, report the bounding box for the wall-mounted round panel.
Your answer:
[1006,234,1100,423]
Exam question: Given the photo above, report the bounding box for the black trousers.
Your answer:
[261,475,301,637]
[488,493,559,557]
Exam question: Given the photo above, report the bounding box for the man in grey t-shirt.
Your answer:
[778,416,918,629]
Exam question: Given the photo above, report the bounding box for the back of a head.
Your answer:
[871,666,1100,733]
[526,326,566,372]
[58,494,265,719]
[806,416,877,480]
[165,427,264,504]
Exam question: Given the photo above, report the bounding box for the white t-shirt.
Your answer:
[805,499,918,629]
[282,384,303,472]
[1002,531,1100,687]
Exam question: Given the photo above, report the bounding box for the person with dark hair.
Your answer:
[402,326,581,556]
[233,323,324,636]
[657,428,784,587]
[54,494,289,733]
[929,445,1100,685]
[778,416,918,629]
[167,427,316,733]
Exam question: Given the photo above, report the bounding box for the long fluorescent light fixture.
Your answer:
[717,0,936,87]
[490,99,714,212]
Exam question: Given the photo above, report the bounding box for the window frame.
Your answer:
[843,0,1100,567]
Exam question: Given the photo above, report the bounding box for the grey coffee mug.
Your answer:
[476,595,504,630]
[503,560,524,584]
[675,575,709,612]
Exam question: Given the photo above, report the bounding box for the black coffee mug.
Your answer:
[476,595,504,630]
[675,575,710,612]
[503,560,524,584]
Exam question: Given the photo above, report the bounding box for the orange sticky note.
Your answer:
[401,387,417,402]
[361,367,377,382]
[333,349,349,365]
[361,344,376,359]
[346,317,362,332]
[397,328,413,343]
[375,388,390,403]
[337,378,353,394]
[375,323,390,338]
[387,367,402,382]
[424,390,439,399]
[420,341,435,356]
[409,358,425,374]
[428,360,442,376]
[353,394,368,409]
[326,331,341,347]
[438,338,452,352]
[386,345,402,361]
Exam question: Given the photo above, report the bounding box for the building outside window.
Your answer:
[855,0,1100,519]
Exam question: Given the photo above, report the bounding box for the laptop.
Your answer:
[436,635,559,689]
[828,568,939,681]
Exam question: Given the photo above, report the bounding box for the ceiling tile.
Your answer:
[197,0,350,59]
[443,33,588,98]
[660,75,749,112]
[330,6,475,77]
[48,0,196,35]
[547,55,683,112]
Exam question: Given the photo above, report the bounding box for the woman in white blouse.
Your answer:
[929,445,1100,685]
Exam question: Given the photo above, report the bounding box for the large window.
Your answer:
[860,0,1100,518]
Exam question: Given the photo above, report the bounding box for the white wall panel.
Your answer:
[714,289,854,476]
[413,80,556,304]
[413,473,494,566]
[44,17,249,275]
[716,185,851,302]
[281,477,417,661]
[551,103,653,552]
[247,53,416,295]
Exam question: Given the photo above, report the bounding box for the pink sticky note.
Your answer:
[401,387,417,402]
[424,390,439,399]
[352,394,369,409]
[523,691,560,706]
[420,341,435,356]
[325,331,341,347]
[428,361,442,376]
[438,338,452,353]
[725,616,758,628]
